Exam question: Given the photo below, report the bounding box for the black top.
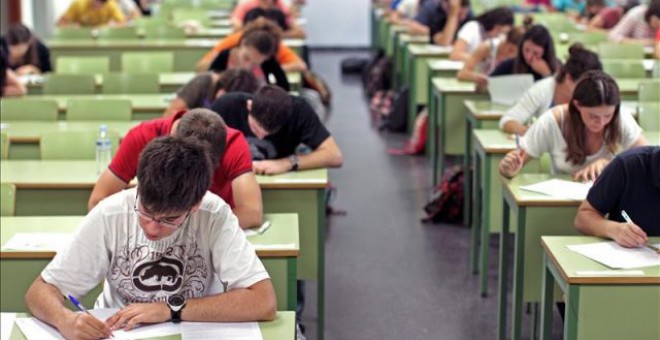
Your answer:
[586,146,660,236]
[415,1,472,44]
[210,92,331,160]
[0,37,52,73]
[489,58,545,82]
[244,7,289,30]
[208,49,290,92]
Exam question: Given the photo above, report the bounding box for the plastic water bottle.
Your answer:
[96,125,112,174]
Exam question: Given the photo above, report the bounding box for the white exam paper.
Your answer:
[2,233,73,252]
[251,243,297,251]
[519,179,592,201]
[567,242,660,269]
[1,313,17,340]
[181,321,262,340]
[487,74,535,105]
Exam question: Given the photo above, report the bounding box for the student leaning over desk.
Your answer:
[407,0,473,45]
[25,136,276,340]
[575,146,660,248]
[0,24,52,75]
[57,0,126,27]
[608,0,660,45]
[448,6,515,62]
[499,70,647,183]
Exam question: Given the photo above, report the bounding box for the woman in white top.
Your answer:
[499,44,603,135]
[449,6,514,61]
[499,70,647,182]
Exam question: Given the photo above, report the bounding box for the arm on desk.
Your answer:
[456,43,489,87]
[231,172,264,228]
[252,136,343,175]
[2,68,27,97]
[26,277,114,340]
[498,149,531,178]
[407,20,430,36]
[575,201,648,248]
[432,0,462,46]
[88,169,129,211]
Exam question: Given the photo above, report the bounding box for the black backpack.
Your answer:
[422,165,464,224]
[363,51,393,98]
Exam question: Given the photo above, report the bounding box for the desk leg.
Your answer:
[479,154,492,296]
[470,146,481,275]
[497,198,511,340]
[317,189,326,340]
[511,207,527,340]
[564,286,580,340]
[540,254,554,340]
[429,92,439,186]
[464,119,473,227]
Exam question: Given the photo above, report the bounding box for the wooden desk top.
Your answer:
[399,33,429,44]
[47,38,305,49]
[464,100,640,121]
[0,213,300,259]
[473,129,515,154]
[0,121,139,143]
[542,236,660,284]
[9,94,172,112]
[431,77,479,94]
[501,173,585,207]
[428,59,464,71]
[408,44,452,57]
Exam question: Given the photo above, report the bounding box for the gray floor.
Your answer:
[299,50,563,340]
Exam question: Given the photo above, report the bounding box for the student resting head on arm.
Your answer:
[608,0,660,45]
[0,24,52,75]
[449,6,515,62]
[499,44,603,135]
[575,146,660,247]
[26,136,276,340]
[407,0,472,44]
[0,50,26,97]
[499,70,647,182]
[489,24,559,81]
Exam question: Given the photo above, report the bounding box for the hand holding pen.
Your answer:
[67,295,115,339]
[499,134,526,178]
[617,211,656,252]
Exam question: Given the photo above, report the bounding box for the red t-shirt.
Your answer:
[108,111,253,207]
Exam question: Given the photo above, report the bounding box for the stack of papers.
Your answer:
[567,242,660,269]
[487,74,534,105]
[519,179,592,201]
[1,233,72,252]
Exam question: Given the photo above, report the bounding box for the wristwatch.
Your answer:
[167,294,186,323]
[288,154,299,171]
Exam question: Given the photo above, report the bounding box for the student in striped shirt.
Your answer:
[608,0,660,44]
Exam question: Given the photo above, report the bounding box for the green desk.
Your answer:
[0,161,327,340]
[1,311,296,340]
[498,174,584,340]
[405,45,452,134]
[185,27,232,39]
[24,71,302,95]
[393,33,429,89]
[540,236,660,340]
[386,24,408,57]
[0,121,139,160]
[0,214,299,312]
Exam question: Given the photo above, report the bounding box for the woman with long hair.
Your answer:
[0,24,51,75]
[489,24,559,81]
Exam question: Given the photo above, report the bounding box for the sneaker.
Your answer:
[296,323,307,340]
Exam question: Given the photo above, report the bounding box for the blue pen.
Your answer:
[68,295,114,338]
[515,133,521,150]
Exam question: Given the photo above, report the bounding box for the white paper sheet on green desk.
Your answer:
[2,233,72,252]
[519,179,592,201]
[487,74,534,105]
[567,242,660,269]
[1,313,16,340]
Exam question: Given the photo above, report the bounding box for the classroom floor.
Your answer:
[300,50,564,340]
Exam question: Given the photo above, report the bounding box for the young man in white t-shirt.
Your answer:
[25,136,276,340]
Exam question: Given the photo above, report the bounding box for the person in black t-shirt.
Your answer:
[575,146,660,247]
[407,0,472,45]
[210,85,343,175]
[0,24,52,75]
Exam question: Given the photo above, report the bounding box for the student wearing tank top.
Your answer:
[499,71,647,182]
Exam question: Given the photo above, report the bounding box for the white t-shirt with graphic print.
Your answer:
[41,188,269,308]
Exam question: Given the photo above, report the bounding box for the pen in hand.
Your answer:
[620,210,659,253]
[68,295,115,338]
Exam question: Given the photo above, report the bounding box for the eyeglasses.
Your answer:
[133,194,191,229]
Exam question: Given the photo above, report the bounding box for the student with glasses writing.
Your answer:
[25,136,276,340]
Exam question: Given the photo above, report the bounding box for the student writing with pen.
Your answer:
[25,137,276,340]
[499,70,647,182]
[575,146,660,249]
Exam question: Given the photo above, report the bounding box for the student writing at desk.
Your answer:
[89,109,263,229]
[608,0,660,45]
[499,70,647,182]
[575,146,660,247]
[25,137,276,340]
[211,85,343,175]
[448,6,514,62]
[57,0,126,27]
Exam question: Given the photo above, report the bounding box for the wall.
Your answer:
[301,0,370,48]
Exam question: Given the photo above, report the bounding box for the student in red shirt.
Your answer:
[88,108,263,228]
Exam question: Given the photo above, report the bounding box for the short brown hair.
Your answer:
[137,136,213,214]
[175,108,227,167]
[250,85,292,133]
[214,68,260,95]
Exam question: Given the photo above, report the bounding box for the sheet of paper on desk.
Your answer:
[15,317,65,340]
[181,321,262,340]
[1,313,16,340]
[519,179,592,201]
[567,242,660,269]
[2,233,72,252]
[487,74,534,105]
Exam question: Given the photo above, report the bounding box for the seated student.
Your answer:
[196,18,307,73]
[449,6,514,61]
[490,24,560,81]
[0,50,26,97]
[0,24,52,75]
[608,0,660,44]
[88,109,263,229]
[57,0,126,27]
[26,136,276,339]
[656,26,660,58]
[164,69,259,118]
[210,85,343,175]
[499,44,602,135]
[575,146,660,247]
[388,0,425,25]
[117,0,141,22]
[551,0,586,18]
[407,0,472,46]
[208,25,290,92]
[231,0,305,38]
[499,70,647,182]
[587,0,629,31]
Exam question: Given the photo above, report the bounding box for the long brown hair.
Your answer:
[563,70,621,165]
[5,24,39,69]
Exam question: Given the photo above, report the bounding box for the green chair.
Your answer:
[0,183,16,216]
[0,99,59,121]
[567,32,607,45]
[121,52,174,73]
[66,99,132,121]
[102,73,160,94]
[598,43,644,59]
[96,27,139,40]
[637,102,660,131]
[56,56,110,74]
[53,27,94,40]
[40,130,120,160]
[142,25,186,40]
[602,60,646,78]
[638,80,660,102]
[0,132,8,160]
[43,74,96,95]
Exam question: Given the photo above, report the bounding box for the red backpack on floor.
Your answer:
[422,165,464,224]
